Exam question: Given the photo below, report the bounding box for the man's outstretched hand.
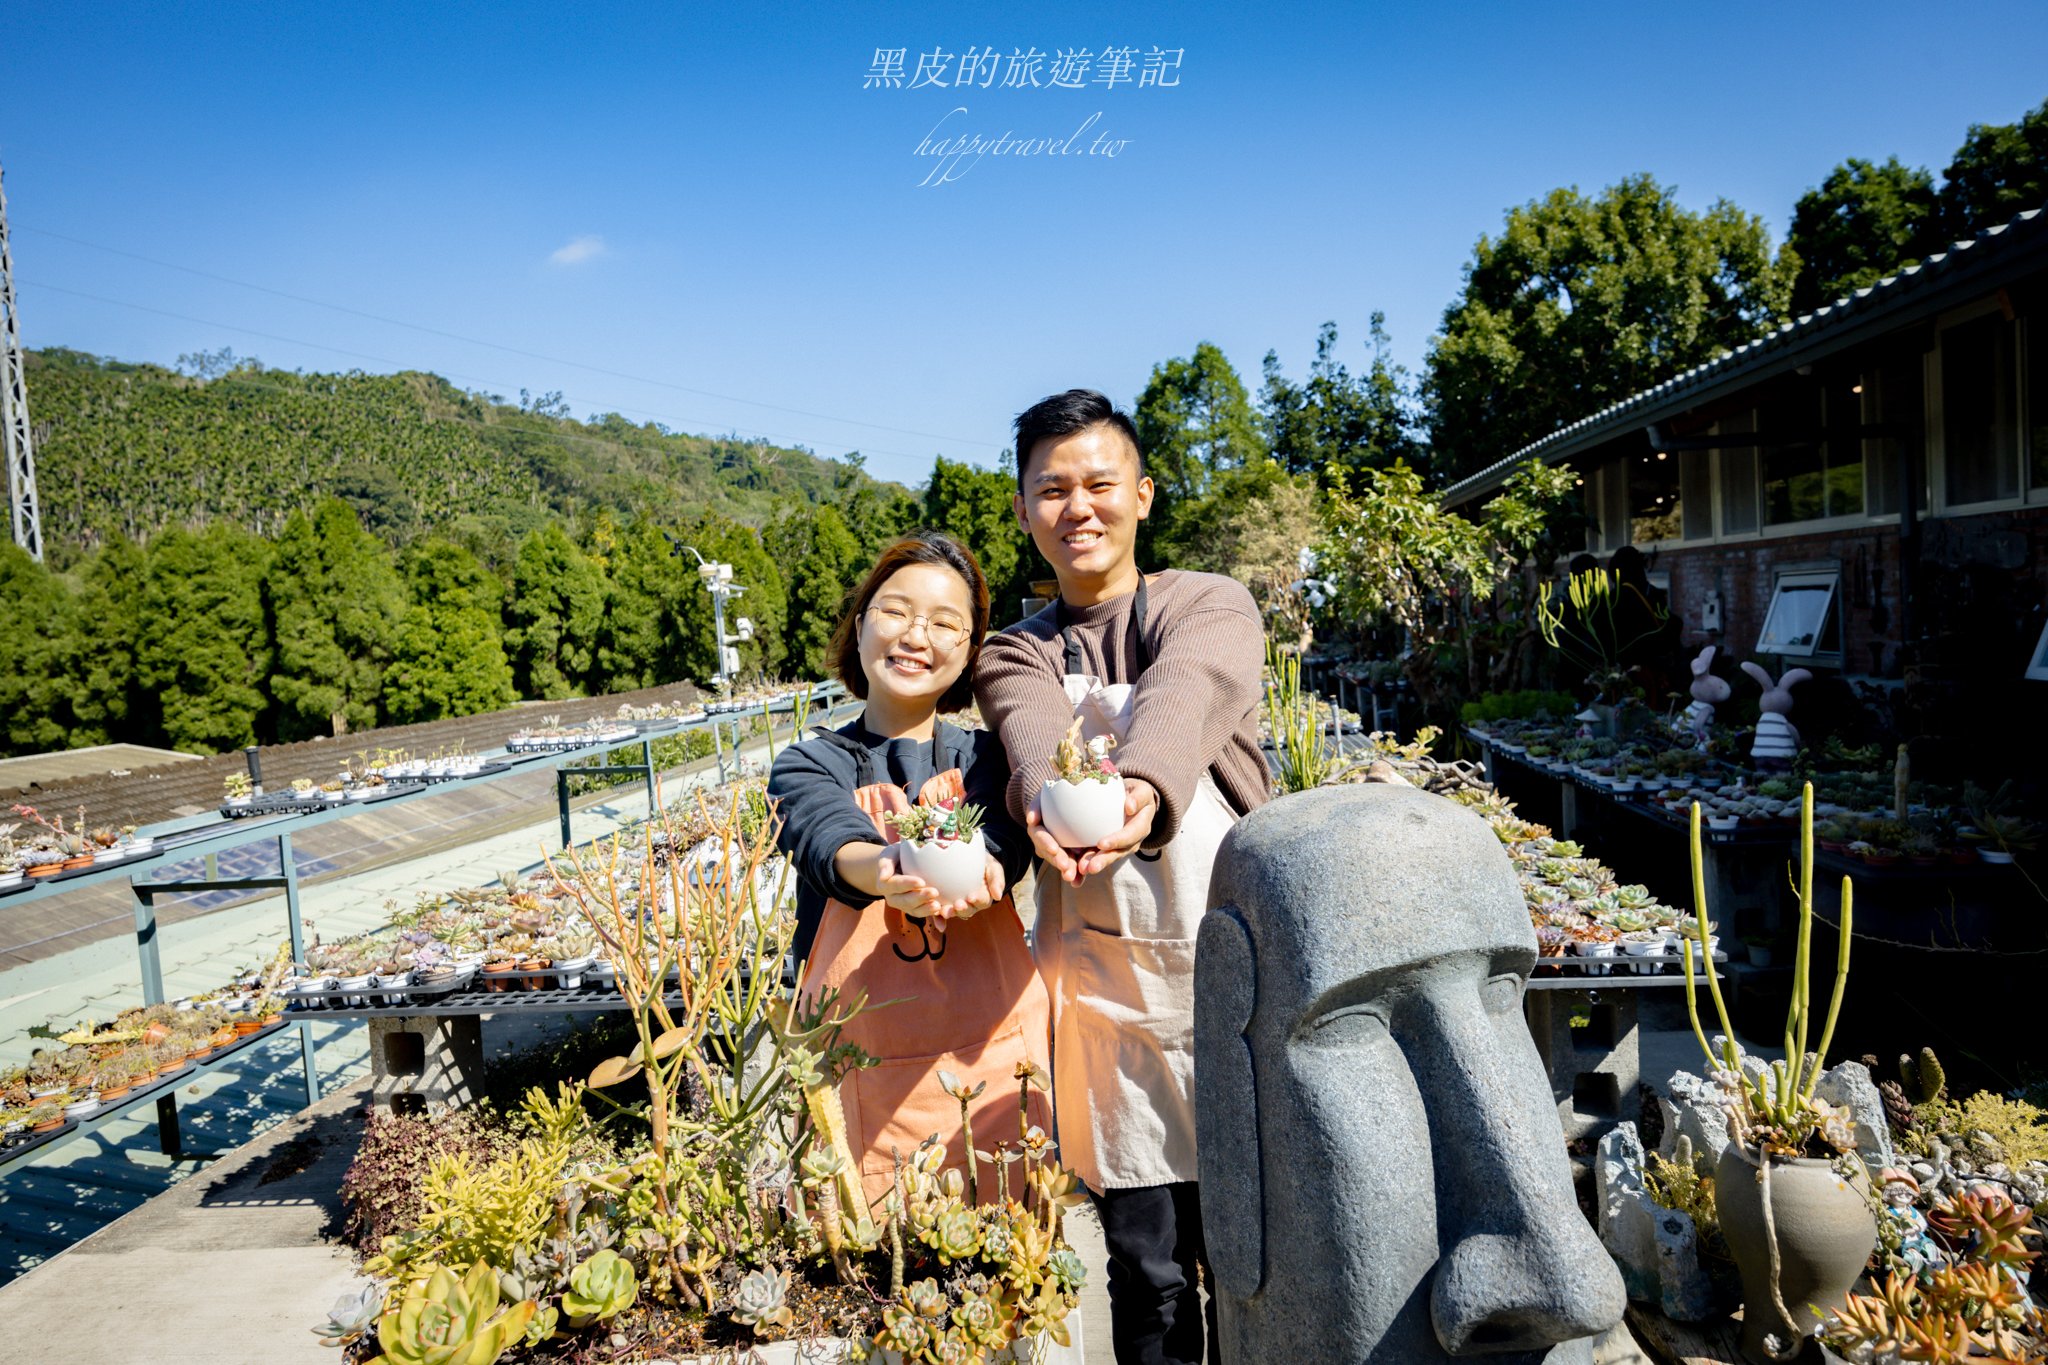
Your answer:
[1027,777,1161,884]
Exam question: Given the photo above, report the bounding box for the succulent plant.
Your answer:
[313,1282,385,1349]
[928,1203,981,1264]
[370,1260,536,1365]
[729,1266,794,1331]
[561,1248,637,1326]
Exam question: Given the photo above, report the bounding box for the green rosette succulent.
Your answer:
[729,1267,794,1331]
[370,1261,536,1365]
[561,1249,637,1327]
[929,1203,981,1264]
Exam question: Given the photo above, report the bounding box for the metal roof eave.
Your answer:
[1437,205,2048,509]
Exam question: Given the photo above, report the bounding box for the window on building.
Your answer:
[1757,567,1841,658]
[1628,449,1682,543]
[1942,312,2019,506]
[2029,618,2048,683]
[1761,385,1861,525]
[1718,410,1759,536]
[1680,449,1713,540]
[1860,355,1926,518]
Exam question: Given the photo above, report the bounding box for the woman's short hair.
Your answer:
[829,530,992,714]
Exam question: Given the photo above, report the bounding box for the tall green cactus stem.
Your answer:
[1682,783,1854,1141]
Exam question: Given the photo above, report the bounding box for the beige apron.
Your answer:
[1035,590,1239,1193]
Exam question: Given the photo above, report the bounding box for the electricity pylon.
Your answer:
[1,161,43,563]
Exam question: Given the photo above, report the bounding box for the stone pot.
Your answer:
[893,831,987,905]
[1038,776,1126,849]
[1715,1145,1875,1363]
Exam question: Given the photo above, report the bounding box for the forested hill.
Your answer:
[24,348,893,562]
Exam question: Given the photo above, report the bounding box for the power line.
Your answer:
[17,223,1002,452]
[23,278,950,465]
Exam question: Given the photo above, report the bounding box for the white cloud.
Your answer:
[549,235,607,266]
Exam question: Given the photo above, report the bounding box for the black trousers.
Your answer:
[1091,1180,1220,1365]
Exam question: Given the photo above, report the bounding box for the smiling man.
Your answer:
[974,388,1269,1365]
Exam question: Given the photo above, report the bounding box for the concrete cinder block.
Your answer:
[369,1014,482,1114]
[1525,988,1642,1144]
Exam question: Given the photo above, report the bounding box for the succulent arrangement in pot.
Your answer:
[884,797,989,908]
[1038,715,1125,850]
[223,772,254,807]
[1680,783,1876,1364]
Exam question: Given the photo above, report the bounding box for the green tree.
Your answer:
[922,456,1030,620]
[1260,314,1423,488]
[266,499,406,739]
[381,541,517,724]
[137,524,272,753]
[1786,157,1943,313]
[59,538,148,748]
[766,503,864,679]
[1134,343,1267,556]
[504,524,608,700]
[835,452,924,557]
[0,544,73,756]
[1940,96,2048,237]
[1320,459,1579,715]
[1423,174,1795,483]
[596,520,698,692]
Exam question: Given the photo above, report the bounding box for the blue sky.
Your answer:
[4,1,2046,487]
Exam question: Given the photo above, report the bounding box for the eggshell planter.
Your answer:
[1039,776,1126,849]
[893,831,988,905]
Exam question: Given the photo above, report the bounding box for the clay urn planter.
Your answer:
[518,957,550,991]
[1715,1146,1875,1363]
[232,1018,263,1037]
[481,962,519,993]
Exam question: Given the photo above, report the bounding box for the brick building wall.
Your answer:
[1646,504,2048,679]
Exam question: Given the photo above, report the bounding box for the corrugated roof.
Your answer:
[1438,204,2048,507]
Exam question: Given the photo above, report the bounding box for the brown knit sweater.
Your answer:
[974,569,1272,846]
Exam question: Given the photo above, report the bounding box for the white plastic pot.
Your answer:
[894,831,988,906]
[1039,776,1126,849]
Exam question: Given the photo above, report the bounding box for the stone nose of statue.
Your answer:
[1430,1228,1622,1354]
[1412,991,1627,1355]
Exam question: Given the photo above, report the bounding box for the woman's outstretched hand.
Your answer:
[873,854,943,918]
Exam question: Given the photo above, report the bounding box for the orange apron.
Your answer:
[801,766,1053,1210]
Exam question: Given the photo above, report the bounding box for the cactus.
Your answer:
[1898,1046,1946,1105]
[729,1267,794,1330]
[561,1249,637,1326]
[369,1261,536,1365]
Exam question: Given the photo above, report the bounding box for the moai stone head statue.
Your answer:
[1196,783,1627,1364]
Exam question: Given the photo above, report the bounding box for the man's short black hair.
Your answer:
[1012,388,1144,493]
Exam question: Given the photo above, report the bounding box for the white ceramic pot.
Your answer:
[1571,939,1618,975]
[1039,776,1126,849]
[894,831,988,906]
[1620,934,1666,974]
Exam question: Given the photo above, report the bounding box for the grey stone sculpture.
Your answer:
[1196,783,1627,1364]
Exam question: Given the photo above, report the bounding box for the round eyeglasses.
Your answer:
[864,605,968,651]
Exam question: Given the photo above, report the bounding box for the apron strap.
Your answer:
[1057,574,1151,680]
[805,725,879,789]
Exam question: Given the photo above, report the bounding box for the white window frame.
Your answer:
[1756,565,1841,660]
[2028,618,2048,683]
[1929,299,2027,517]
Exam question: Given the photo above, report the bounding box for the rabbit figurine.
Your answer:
[1741,660,1811,768]
[1677,645,1732,750]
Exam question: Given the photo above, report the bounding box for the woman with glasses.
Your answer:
[766,530,1050,1206]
